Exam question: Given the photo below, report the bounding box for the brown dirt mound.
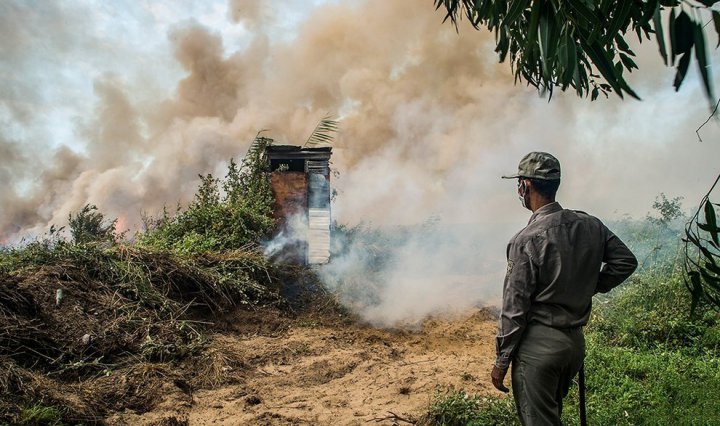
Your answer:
[107,308,502,426]
[1,243,502,425]
[0,243,292,424]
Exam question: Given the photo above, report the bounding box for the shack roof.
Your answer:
[266,145,332,160]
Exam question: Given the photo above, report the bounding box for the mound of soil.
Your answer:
[107,308,501,426]
[0,244,292,424]
[1,244,503,425]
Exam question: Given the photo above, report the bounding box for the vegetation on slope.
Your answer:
[0,135,336,425]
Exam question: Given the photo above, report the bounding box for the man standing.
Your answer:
[491,152,637,425]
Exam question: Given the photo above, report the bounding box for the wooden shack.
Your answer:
[267,145,332,264]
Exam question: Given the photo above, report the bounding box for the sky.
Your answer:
[1,0,719,323]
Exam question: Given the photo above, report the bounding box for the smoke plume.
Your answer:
[1,0,718,323]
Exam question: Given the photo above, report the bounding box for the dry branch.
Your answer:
[368,411,417,424]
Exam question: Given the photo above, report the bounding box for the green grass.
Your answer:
[423,391,518,426]
[591,272,720,354]
[17,405,64,425]
[560,333,720,425]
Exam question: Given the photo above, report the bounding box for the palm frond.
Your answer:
[303,115,338,148]
[243,131,272,168]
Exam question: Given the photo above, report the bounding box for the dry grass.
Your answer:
[0,241,301,424]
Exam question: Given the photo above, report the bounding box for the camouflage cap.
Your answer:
[502,152,561,181]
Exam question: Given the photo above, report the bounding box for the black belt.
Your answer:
[579,363,587,426]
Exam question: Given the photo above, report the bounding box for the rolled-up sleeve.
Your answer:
[596,228,638,294]
[495,238,537,369]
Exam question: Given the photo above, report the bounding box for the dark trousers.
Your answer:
[511,323,585,426]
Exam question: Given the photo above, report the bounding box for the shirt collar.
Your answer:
[528,201,562,224]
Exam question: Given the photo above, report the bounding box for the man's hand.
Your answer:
[491,365,509,393]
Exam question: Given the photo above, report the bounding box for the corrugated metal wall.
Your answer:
[307,161,330,264]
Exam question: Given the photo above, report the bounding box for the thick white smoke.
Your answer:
[1,0,718,324]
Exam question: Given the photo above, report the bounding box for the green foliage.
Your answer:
[18,405,63,425]
[649,192,684,227]
[68,204,117,244]
[435,0,718,103]
[140,135,274,254]
[610,195,686,274]
[591,271,720,353]
[572,267,720,424]
[561,334,720,425]
[423,390,518,426]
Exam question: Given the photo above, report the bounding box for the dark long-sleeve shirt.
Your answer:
[495,202,637,369]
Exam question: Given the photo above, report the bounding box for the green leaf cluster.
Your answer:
[435,0,718,102]
[139,135,275,254]
[562,334,720,424]
[591,271,720,353]
[423,390,518,425]
[68,204,118,244]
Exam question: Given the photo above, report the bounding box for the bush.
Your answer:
[140,136,274,254]
[561,334,720,425]
[590,271,720,354]
[0,239,286,424]
[68,204,118,244]
[421,391,518,426]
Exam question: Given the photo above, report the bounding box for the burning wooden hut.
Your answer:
[266,145,332,265]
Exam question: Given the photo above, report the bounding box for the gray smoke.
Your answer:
[1,0,718,324]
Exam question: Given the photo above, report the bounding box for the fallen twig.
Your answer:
[367,411,416,424]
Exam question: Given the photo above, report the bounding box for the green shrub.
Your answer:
[18,405,63,425]
[140,136,274,254]
[68,204,118,244]
[422,391,518,426]
[591,271,720,354]
[561,333,720,425]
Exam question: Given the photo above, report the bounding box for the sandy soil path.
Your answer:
[108,308,502,425]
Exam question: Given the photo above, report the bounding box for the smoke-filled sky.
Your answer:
[1,0,719,322]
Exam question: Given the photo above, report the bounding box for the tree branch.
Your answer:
[696,97,720,143]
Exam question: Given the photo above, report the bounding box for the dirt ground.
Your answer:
[106,307,503,426]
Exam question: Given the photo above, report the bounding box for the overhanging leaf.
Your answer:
[605,0,633,43]
[673,52,691,91]
[706,261,720,276]
[705,200,720,246]
[585,41,625,97]
[694,22,715,102]
[653,5,668,65]
[669,8,677,63]
[699,245,719,266]
[620,52,638,71]
[538,7,557,80]
[527,0,542,52]
[699,223,720,233]
[505,0,528,26]
[567,0,596,30]
[700,268,720,291]
[672,11,694,56]
[563,34,578,85]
